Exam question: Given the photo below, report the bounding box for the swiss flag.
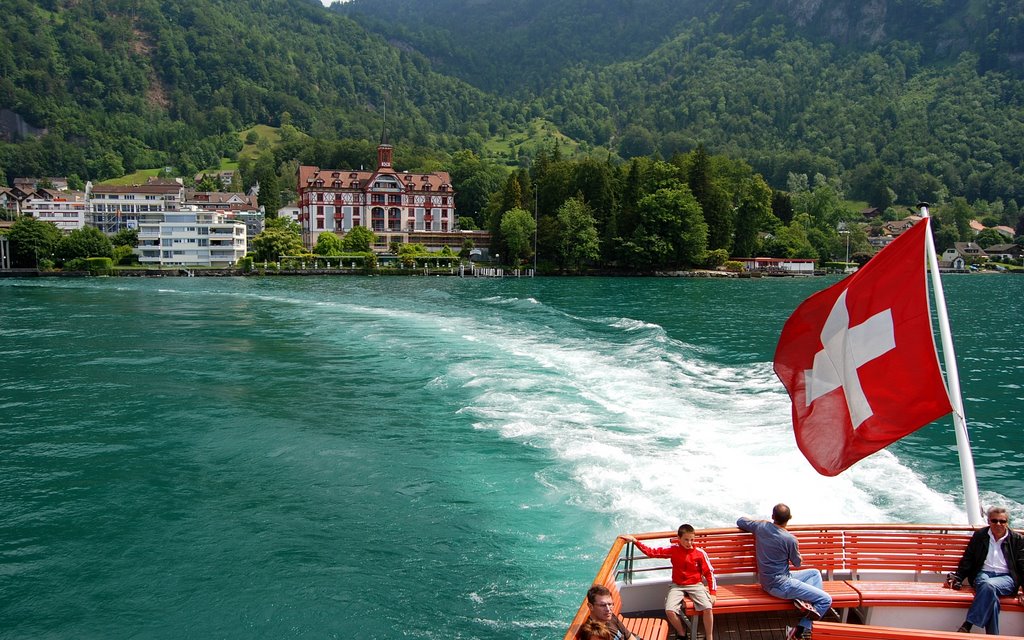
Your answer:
[773,219,952,476]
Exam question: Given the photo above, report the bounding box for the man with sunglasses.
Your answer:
[952,507,1024,634]
[585,584,645,640]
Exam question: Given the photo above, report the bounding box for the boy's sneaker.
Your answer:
[784,625,801,640]
[793,599,822,621]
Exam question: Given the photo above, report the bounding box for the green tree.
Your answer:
[112,244,137,265]
[54,226,113,265]
[254,152,281,217]
[686,144,733,252]
[556,197,600,272]
[313,232,345,256]
[944,198,974,241]
[251,219,304,262]
[341,226,375,253]
[197,173,221,192]
[499,207,536,265]
[111,228,139,248]
[974,228,1004,249]
[635,187,708,267]
[6,216,61,268]
[733,176,773,258]
[764,215,819,259]
[498,173,523,214]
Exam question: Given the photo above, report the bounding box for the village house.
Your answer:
[937,252,967,272]
[868,215,921,249]
[14,176,68,192]
[87,178,186,234]
[985,243,1023,261]
[184,190,263,239]
[734,257,817,275]
[22,188,89,232]
[992,225,1015,239]
[953,241,986,260]
[193,170,238,189]
[0,186,27,216]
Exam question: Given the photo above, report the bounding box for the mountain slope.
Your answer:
[0,0,505,179]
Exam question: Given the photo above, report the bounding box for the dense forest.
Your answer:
[341,0,1024,205]
[1,0,1023,270]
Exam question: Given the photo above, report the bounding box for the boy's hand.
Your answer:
[623,535,638,544]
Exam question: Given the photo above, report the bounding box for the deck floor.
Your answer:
[634,608,857,640]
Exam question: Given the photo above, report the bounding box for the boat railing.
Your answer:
[568,523,988,639]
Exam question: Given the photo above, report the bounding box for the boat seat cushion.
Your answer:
[683,580,860,616]
[848,580,1024,611]
[813,620,1021,639]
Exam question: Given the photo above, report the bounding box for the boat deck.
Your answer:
[625,608,857,640]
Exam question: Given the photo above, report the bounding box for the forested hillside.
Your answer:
[1,0,1022,212]
[342,0,1024,204]
[0,0,504,181]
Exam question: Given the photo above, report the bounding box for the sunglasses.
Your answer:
[990,519,1008,524]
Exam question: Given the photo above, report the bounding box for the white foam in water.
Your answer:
[450,301,969,530]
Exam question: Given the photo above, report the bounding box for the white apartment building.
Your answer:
[136,206,246,267]
[23,189,89,232]
[87,179,185,233]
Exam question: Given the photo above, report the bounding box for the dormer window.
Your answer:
[332,180,341,188]
[314,179,324,187]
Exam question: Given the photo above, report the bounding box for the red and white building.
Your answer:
[297,135,459,251]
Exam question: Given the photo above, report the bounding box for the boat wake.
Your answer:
[449,296,970,530]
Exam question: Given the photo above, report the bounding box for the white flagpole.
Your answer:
[919,203,983,525]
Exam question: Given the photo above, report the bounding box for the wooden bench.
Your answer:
[843,529,1024,614]
[813,620,1022,639]
[678,529,860,626]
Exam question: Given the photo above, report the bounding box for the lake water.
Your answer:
[1,274,1021,639]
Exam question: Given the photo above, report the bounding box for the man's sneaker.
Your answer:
[784,625,801,640]
[793,599,822,621]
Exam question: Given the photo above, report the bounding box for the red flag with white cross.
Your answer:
[773,219,953,476]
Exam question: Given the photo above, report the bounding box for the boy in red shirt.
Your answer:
[625,525,716,640]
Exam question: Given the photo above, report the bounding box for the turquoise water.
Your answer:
[1,274,1021,639]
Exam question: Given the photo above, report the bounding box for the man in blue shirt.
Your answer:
[737,504,832,640]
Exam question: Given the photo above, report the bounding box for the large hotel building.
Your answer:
[297,133,485,253]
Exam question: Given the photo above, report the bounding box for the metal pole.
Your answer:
[533,189,538,275]
[920,203,983,525]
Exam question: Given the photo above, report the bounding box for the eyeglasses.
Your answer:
[990,519,1008,524]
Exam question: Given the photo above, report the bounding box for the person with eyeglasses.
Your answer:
[584,584,645,640]
[951,506,1024,634]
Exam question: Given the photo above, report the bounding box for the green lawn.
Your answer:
[482,118,600,166]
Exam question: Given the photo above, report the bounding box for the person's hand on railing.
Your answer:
[622,535,637,544]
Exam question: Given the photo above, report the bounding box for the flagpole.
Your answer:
[919,202,983,526]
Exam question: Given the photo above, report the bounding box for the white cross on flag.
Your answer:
[773,219,953,476]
